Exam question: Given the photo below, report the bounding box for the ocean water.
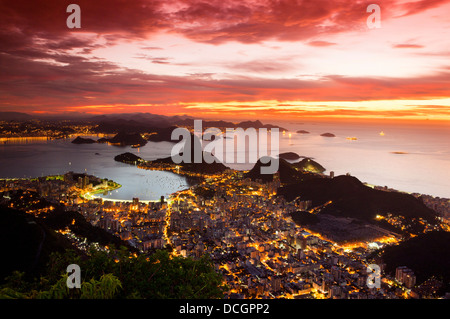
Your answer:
[276,120,450,198]
[0,120,449,199]
[199,120,450,198]
[0,137,190,202]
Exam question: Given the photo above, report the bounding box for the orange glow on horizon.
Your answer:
[55,99,450,124]
[2,0,450,123]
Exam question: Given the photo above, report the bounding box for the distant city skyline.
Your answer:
[1,0,450,122]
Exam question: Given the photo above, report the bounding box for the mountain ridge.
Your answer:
[277,174,439,225]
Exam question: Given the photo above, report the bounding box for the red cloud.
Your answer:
[2,0,449,46]
[307,41,337,47]
[1,0,450,118]
[2,44,450,113]
[397,0,449,16]
[393,43,424,49]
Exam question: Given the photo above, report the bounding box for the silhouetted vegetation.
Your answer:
[0,206,227,299]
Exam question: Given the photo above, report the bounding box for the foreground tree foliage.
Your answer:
[0,247,226,299]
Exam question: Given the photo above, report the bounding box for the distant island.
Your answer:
[391,151,409,155]
[320,133,335,137]
[96,137,110,143]
[114,152,144,165]
[72,132,147,147]
[71,136,96,144]
[296,130,310,134]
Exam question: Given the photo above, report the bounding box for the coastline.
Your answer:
[1,134,448,202]
[81,182,122,201]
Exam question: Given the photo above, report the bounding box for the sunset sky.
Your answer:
[1,0,450,122]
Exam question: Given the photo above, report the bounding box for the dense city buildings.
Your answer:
[2,165,449,299]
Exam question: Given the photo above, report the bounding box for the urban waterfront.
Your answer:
[1,120,450,200]
[0,137,191,201]
[2,0,450,308]
[1,123,449,299]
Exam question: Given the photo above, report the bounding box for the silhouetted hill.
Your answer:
[0,112,34,121]
[176,119,234,128]
[0,206,74,282]
[43,209,133,251]
[279,152,301,160]
[114,152,144,164]
[90,114,286,135]
[237,120,286,131]
[245,157,317,184]
[71,136,96,144]
[175,119,287,131]
[147,126,180,142]
[146,121,287,143]
[94,119,163,133]
[321,132,335,137]
[0,204,136,282]
[90,112,194,128]
[292,158,326,173]
[278,175,438,224]
[381,231,450,292]
[97,137,109,143]
[151,133,228,174]
[107,132,147,147]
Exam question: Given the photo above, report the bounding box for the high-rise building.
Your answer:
[396,266,416,288]
[83,176,89,189]
[331,265,342,281]
[78,175,89,189]
[401,269,415,288]
[64,171,73,183]
[404,272,416,289]
[395,266,409,283]
[329,285,341,299]
[271,276,281,292]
